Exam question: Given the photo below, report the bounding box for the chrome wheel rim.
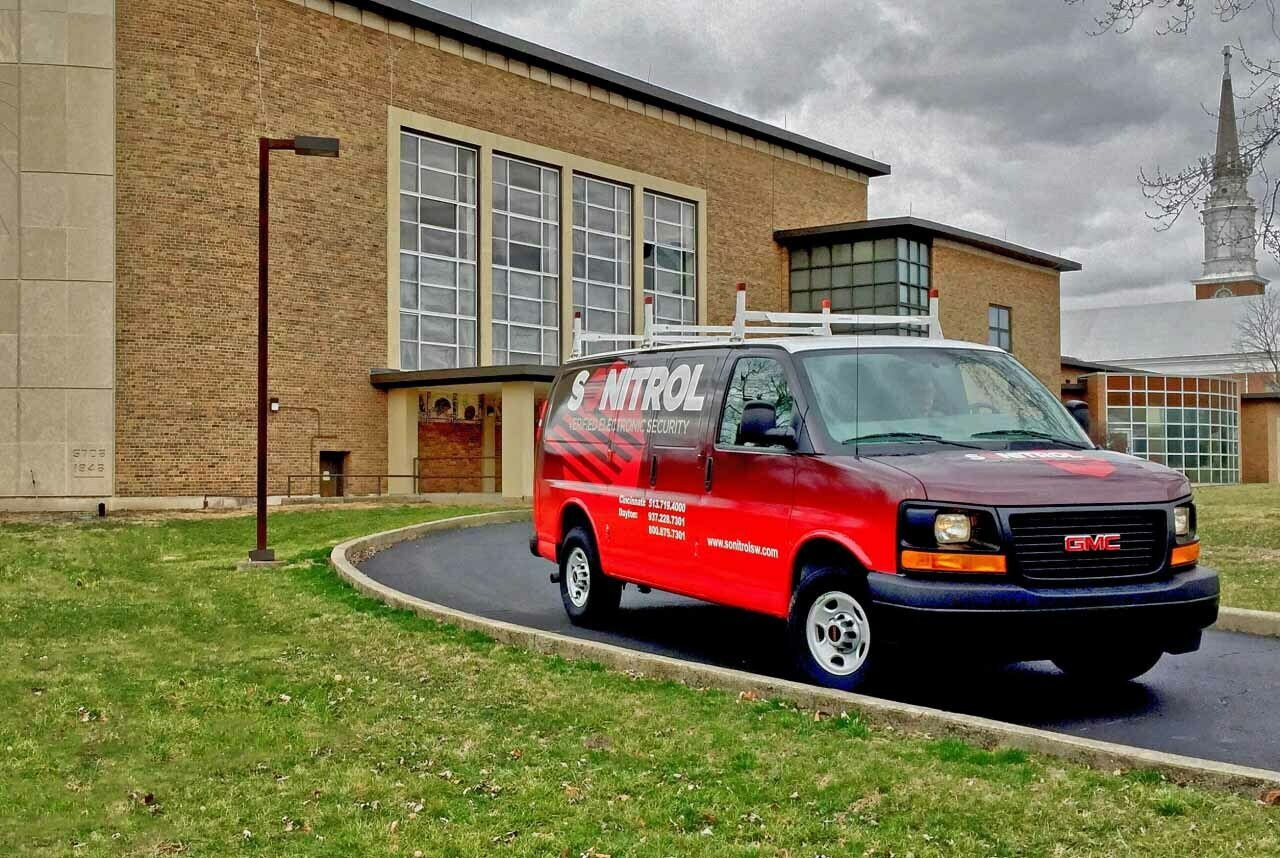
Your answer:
[566,546,591,608]
[806,590,870,676]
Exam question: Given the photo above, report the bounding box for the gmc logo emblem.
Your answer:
[1064,534,1122,552]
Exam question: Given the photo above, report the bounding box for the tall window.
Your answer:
[988,304,1012,351]
[398,131,477,370]
[643,192,697,326]
[789,237,929,336]
[492,155,560,365]
[572,176,632,354]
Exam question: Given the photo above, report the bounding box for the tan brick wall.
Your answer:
[931,241,1062,389]
[1241,399,1280,484]
[115,0,868,496]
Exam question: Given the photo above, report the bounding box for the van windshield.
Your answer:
[797,347,1091,452]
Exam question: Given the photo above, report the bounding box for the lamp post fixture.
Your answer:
[250,135,340,563]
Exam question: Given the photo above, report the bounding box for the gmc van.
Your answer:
[530,290,1217,690]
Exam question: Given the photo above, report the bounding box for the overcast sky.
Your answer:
[419,0,1277,309]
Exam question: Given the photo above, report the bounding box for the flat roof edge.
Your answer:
[353,0,889,177]
[370,365,558,389]
[775,216,1082,273]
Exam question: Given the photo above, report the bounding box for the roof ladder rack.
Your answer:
[571,283,942,358]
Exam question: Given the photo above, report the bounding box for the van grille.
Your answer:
[1007,509,1167,582]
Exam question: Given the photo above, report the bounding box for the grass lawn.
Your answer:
[1,505,1277,857]
[1197,484,1280,613]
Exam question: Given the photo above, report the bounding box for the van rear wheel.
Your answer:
[788,567,877,691]
[559,526,621,627]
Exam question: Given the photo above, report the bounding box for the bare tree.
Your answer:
[1066,0,1280,262]
[1236,288,1280,388]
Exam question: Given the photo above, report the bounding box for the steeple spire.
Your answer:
[1193,45,1267,297]
[1212,46,1244,193]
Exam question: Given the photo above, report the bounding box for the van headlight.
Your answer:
[1174,505,1192,538]
[934,513,972,545]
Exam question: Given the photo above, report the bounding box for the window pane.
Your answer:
[643,191,697,327]
[398,130,477,370]
[493,155,560,365]
[718,357,794,447]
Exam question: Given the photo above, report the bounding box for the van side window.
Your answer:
[718,356,794,447]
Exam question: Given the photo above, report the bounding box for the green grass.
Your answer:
[1197,484,1280,612]
[1,505,1277,856]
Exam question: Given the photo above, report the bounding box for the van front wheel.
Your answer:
[788,568,877,691]
[559,526,621,627]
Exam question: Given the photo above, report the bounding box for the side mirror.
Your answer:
[737,400,798,450]
[1064,399,1091,434]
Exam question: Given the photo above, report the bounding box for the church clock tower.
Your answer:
[1194,47,1269,300]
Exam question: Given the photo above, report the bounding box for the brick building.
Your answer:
[1,0,1080,508]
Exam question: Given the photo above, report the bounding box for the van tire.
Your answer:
[1052,646,1162,684]
[788,567,877,691]
[558,526,621,627]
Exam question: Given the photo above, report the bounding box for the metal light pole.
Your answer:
[250,135,340,563]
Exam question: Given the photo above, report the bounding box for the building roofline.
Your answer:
[370,364,558,389]
[1242,392,1280,401]
[1061,354,1145,374]
[774,216,1082,272]
[353,0,890,177]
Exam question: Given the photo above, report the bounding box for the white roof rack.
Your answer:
[570,282,943,358]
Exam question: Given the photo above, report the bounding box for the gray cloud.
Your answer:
[420,0,1280,308]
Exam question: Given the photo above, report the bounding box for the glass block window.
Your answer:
[492,155,560,365]
[573,176,632,354]
[988,304,1012,351]
[643,192,697,326]
[1101,374,1239,485]
[398,131,478,370]
[789,237,929,336]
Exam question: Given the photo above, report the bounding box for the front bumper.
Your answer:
[867,565,1219,660]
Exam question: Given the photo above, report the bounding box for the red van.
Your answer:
[530,291,1217,690]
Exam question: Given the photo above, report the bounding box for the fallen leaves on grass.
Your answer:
[583,733,612,751]
[126,790,162,815]
[463,781,503,797]
[1262,788,1280,806]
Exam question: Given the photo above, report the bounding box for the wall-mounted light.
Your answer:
[269,397,280,413]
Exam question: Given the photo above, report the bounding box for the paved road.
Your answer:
[361,521,1280,771]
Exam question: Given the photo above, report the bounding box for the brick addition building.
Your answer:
[1,0,1080,509]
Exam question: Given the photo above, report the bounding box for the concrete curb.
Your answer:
[1216,606,1280,638]
[330,510,1280,797]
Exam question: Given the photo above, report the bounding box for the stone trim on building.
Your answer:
[1,0,116,499]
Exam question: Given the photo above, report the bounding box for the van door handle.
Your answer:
[704,456,714,491]
[649,455,658,487]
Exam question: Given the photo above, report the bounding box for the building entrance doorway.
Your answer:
[319,451,348,497]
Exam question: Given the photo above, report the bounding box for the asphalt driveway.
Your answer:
[360,520,1280,771]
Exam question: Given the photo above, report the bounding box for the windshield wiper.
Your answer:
[842,432,982,450]
[969,429,1090,449]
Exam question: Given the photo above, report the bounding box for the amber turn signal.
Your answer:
[1170,541,1201,567]
[900,550,1007,574]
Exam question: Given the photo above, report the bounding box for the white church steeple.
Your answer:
[1195,46,1268,299]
